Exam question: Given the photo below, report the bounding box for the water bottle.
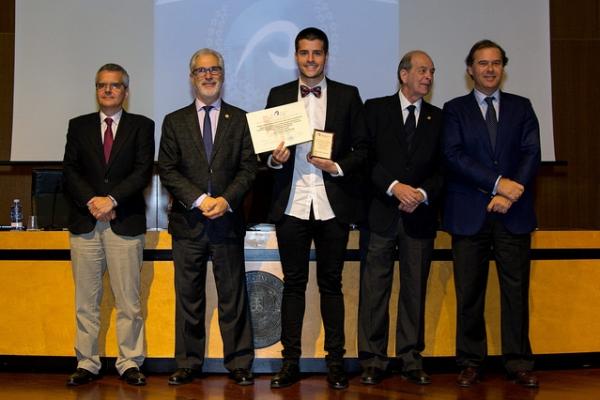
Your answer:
[10,199,24,230]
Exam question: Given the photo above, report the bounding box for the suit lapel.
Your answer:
[106,110,130,167]
[495,91,511,157]
[211,101,232,163]
[467,91,495,157]
[386,94,405,150]
[87,113,105,166]
[182,102,208,163]
[281,81,300,161]
[411,101,434,156]
[324,78,338,135]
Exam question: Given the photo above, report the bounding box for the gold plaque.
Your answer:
[311,129,334,159]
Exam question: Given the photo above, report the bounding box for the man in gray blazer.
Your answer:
[158,48,256,386]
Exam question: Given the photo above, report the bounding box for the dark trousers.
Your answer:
[275,214,350,365]
[358,217,433,371]
[172,234,254,371]
[452,216,534,373]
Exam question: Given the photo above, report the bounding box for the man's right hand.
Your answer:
[497,177,524,202]
[391,182,423,209]
[271,141,290,165]
[199,196,217,213]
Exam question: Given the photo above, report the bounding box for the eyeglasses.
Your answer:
[95,82,127,91]
[191,66,223,77]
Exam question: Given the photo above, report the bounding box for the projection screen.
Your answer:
[11,0,554,161]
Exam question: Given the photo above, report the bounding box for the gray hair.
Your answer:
[96,63,129,88]
[189,48,225,74]
[397,50,429,85]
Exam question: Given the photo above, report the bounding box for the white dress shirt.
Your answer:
[284,78,336,221]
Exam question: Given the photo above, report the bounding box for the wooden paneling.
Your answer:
[550,0,600,39]
[0,0,14,34]
[546,0,600,228]
[0,33,14,161]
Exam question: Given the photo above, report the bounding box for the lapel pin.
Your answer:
[225,114,230,119]
[427,116,431,120]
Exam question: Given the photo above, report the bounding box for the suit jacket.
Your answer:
[441,90,541,235]
[158,101,257,240]
[265,79,369,225]
[365,93,443,238]
[63,111,155,236]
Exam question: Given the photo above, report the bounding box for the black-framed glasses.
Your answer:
[191,66,223,77]
[95,82,126,91]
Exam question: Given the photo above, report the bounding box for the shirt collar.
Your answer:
[398,90,423,112]
[474,88,500,105]
[100,109,123,124]
[195,97,222,112]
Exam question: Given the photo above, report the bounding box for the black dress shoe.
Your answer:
[121,367,146,386]
[511,370,539,388]
[361,366,385,385]
[67,368,100,386]
[327,364,348,390]
[168,368,198,385]
[457,367,480,387]
[271,362,300,388]
[229,368,254,386]
[401,369,431,385]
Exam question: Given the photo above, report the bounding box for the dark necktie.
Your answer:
[405,104,416,148]
[103,117,114,163]
[300,85,322,98]
[202,105,213,160]
[485,96,497,151]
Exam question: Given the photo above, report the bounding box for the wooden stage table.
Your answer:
[1,230,599,371]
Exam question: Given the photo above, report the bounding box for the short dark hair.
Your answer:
[295,27,329,53]
[465,39,508,66]
[96,63,129,88]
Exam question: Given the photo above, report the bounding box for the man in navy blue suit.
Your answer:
[442,40,541,388]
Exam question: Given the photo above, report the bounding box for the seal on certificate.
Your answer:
[245,270,283,348]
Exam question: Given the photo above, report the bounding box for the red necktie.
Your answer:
[104,117,114,163]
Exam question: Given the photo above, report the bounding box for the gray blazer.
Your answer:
[158,101,257,239]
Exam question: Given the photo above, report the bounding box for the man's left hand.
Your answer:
[87,196,115,220]
[487,195,513,214]
[307,154,338,175]
[398,202,419,213]
[202,196,229,219]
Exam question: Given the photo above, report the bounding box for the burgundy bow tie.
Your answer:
[300,85,322,98]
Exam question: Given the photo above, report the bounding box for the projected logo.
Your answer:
[201,0,338,112]
[155,0,397,118]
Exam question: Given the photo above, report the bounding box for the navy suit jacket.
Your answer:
[365,94,443,238]
[63,110,155,236]
[264,79,369,225]
[158,101,257,240]
[441,91,541,235]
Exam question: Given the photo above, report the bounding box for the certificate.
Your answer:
[311,129,334,159]
[246,102,313,153]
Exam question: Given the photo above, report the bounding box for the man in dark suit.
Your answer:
[158,48,256,386]
[63,63,154,386]
[358,51,443,386]
[442,40,541,388]
[266,27,368,390]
